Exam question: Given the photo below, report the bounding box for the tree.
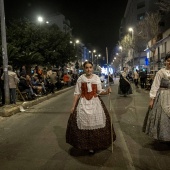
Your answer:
[119,34,132,53]
[135,12,162,46]
[2,19,77,70]
[157,0,170,13]
[6,19,44,68]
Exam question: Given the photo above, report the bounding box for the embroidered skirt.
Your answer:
[66,97,116,150]
[142,90,170,141]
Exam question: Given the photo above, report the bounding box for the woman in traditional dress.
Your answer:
[118,67,132,97]
[142,52,170,141]
[66,61,116,154]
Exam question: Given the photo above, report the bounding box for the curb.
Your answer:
[0,86,74,117]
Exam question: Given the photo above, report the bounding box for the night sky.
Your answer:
[4,0,128,56]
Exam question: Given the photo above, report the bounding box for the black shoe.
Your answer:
[88,150,95,155]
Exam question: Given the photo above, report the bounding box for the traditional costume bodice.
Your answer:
[81,83,97,100]
[160,78,170,88]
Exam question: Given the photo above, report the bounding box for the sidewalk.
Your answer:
[0,86,74,117]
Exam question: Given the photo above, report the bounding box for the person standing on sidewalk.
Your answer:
[66,61,116,154]
[133,69,139,88]
[48,71,57,93]
[118,67,132,97]
[143,52,170,142]
[1,65,19,104]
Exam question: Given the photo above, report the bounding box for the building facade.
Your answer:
[119,0,163,71]
[146,28,170,72]
[48,13,72,35]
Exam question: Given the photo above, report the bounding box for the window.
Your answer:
[137,1,145,9]
[137,13,145,20]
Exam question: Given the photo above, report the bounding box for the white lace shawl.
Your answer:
[150,68,170,98]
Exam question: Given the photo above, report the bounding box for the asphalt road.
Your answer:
[0,78,170,170]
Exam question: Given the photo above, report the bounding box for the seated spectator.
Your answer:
[31,75,46,95]
[40,71,50,94]
[18,75,37,100]
[63,73,71,87]
[20,65,26,78]
[35,65,43,81]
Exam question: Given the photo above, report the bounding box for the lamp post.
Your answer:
[0,0,10,104]
[70,39,79,57]
[89,50,96,64]
[119,46,123,69]
[70,39,80,73]
[94,54,101,71]
[97,54,101,67]
[129,27,134,70]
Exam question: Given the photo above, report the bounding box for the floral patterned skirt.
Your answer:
[142,90,170,141]
[66,97,116,150]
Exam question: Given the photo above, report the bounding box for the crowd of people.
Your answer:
[0,65,78,105]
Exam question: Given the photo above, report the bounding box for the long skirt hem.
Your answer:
[66,97,116,150]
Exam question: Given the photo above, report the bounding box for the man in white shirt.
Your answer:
[134,69,139,88]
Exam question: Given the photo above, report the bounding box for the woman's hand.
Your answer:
[71,107,75,114]
[149,98,155,109]
[107,87,112,94]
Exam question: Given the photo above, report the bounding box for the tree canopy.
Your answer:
[0,18,77,68]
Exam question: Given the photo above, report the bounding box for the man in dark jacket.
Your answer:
[139,70,147,88]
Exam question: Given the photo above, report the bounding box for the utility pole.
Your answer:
[0,0,10,104]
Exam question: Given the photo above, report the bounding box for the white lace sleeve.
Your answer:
[150,70,162,98]
[74,77,81,95]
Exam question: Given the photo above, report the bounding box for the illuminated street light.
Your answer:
[128,27,134,69]
[89,49,96,63]
[119,46,122,50]
[37,16,44,23]
[76,39,79,44]
[128,27,133,32]
[119,46,123,69]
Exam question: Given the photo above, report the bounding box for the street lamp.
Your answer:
[95,54,101,71]
[128,27,134,69]
[70,39,80,73]
[75,40,79,44]
[119,46,123,69]
[37,16,44,23]
[89,50,96,63]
